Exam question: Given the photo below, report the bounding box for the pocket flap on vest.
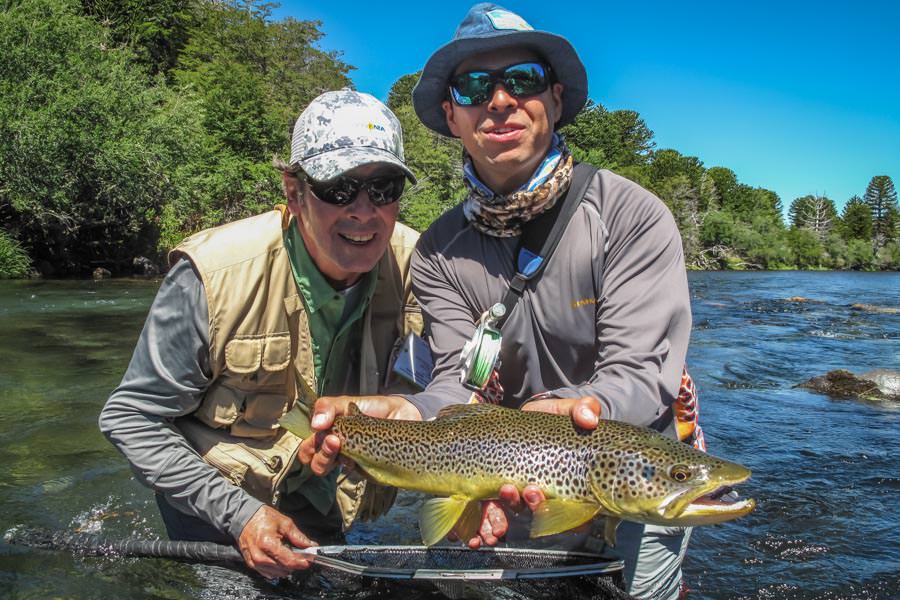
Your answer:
[262,334,291,371]
[225,338,262,374]
[225,334,291,374]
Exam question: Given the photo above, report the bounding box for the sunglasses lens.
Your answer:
[366,176,406,206]
[311,178,358,205]
[450,72,493,106]
[503,63,547,96]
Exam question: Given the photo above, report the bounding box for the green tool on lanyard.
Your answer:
[458,303,506,391]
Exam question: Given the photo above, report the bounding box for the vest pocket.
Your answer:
[177,417,301,505]
[196,333,294,431]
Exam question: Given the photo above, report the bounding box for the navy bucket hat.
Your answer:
[412,3,588,137]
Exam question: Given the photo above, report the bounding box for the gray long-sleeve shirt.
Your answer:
[405,169,691,430]
[99,260,263,541]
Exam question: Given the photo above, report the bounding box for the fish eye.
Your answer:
[670,464,692,482]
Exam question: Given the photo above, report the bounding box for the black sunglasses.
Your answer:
[449,62,551,106]
[302,171,406,207]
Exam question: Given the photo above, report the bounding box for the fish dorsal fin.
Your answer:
[347,402,362,416]
[435,402,504,420]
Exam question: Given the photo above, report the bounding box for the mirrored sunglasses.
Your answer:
[304,172,406,207]
[449,62,551,106]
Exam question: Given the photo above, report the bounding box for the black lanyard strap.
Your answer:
[495,162,597,329]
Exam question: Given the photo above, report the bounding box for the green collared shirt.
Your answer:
[282,220,377,515]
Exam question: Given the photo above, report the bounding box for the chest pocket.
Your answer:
[195,333,294,437]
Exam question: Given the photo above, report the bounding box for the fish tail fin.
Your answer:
[419,496,478,547]
[278,405,312,439]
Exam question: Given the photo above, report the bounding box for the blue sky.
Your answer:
[274,1,900,213]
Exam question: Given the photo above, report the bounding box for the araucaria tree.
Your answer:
[864,175,898,248]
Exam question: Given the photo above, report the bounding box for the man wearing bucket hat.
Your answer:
[406,4,694,598]
[100,89,424,579]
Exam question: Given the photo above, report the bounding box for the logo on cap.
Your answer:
[368,122,386,132]
[485,9,533,31]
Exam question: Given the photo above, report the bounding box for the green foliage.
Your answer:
[390,98,464,231]
[864,175,898,248]
[839,196,873,241]
[560,101,654,169]
[2,0,895,273]
[0,230,32,278]
[786,227,826,269]
[0,0,207,274]
[80,0,199,76]
[387,72,421,111]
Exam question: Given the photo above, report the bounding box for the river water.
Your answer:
[0,271,898,599]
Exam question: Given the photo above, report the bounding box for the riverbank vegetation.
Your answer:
[1,0,898,277]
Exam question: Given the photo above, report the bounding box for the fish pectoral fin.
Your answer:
[278,405,312,439]
[419,496,477,547]
[529,499,601,539]
[453,500,483,544]
[603,516,622,547]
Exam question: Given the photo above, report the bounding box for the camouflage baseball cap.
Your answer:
[290,88,416,184]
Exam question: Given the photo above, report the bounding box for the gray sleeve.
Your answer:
[98,259,262,541]
[402,235,478,419]
[540,175,691,428]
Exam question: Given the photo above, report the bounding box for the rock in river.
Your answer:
[797,369,900,403]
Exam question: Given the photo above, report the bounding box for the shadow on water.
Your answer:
[1,272,899,599]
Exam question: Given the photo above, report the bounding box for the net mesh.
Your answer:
[312,545,632,600]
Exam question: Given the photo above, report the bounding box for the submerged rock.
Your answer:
[849,303,900,315]
[797,369,900,403]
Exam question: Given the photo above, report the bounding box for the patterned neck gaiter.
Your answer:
[462,134,574,237]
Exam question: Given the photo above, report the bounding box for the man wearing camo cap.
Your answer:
[100,89,423,579]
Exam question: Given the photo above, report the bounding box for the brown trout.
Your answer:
[280,402,755,546]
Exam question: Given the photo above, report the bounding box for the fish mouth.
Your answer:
[679,485,756,524]
[663,469,756,525]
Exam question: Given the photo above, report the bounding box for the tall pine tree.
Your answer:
[863,175,898,248]
[839,196,873,241]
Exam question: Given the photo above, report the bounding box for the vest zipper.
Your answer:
[240,444,283,474]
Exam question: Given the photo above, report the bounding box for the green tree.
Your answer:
[80,0,199,76]
[863,175,898,248]
[560,101,654,168]
[839,195,873,241]
[387,71,421,111]
[161,1,354,243]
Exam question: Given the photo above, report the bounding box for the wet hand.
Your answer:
[458,484,545,548]
[238,505,316,579]
[522,395,601,429]
[297,395,422,476]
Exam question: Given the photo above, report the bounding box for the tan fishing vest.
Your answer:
[169,205,421,528]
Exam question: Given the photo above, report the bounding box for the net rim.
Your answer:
[300,544,625,581]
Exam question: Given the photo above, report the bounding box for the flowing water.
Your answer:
[0,272,898,599]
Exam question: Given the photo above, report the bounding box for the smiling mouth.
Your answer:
[484,125,524,140]
[339,233,376,245]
